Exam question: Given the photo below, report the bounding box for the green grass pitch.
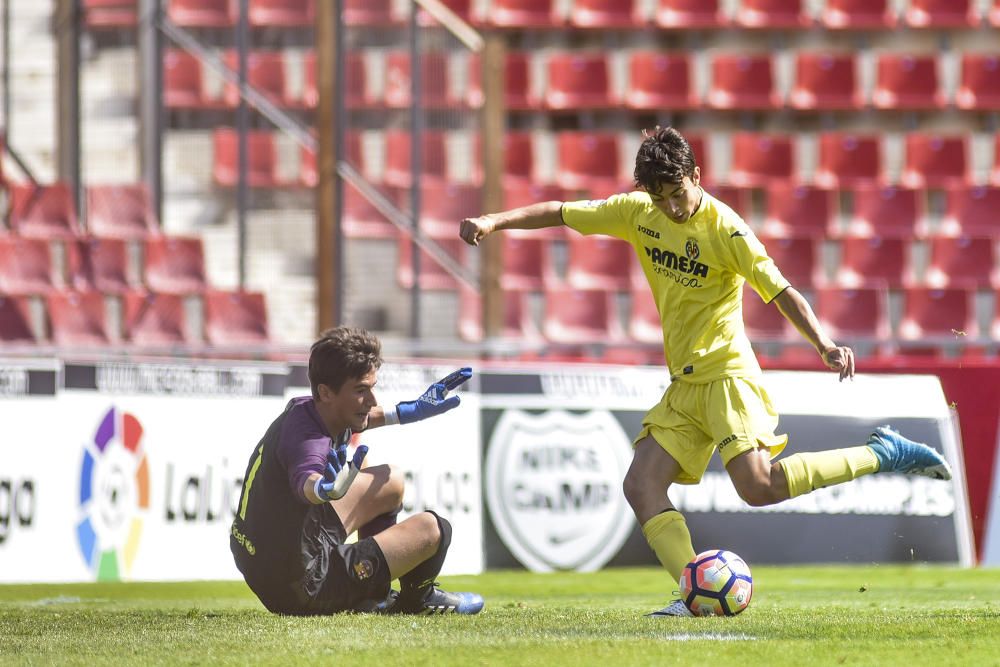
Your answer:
[2,566,999,666]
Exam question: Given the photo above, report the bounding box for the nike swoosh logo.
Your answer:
[548,531,586,545]
[731,231,747,238]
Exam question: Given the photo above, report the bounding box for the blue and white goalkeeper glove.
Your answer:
[386,367,472,425]
[315,442,368,502]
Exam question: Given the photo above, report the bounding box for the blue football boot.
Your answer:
[395,584,485,615]
[867,426,952,480]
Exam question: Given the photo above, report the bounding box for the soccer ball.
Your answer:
[678,549,753,617]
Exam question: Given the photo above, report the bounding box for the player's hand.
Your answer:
[316,442,368,502]
[396,367,472,424]
[821,345,855,382]
[459,216,494,246]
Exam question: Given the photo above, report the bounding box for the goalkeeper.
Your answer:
[230,326,483,616]
[460,126,952,617]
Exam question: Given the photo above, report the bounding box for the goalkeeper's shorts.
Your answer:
[634,375,788,484]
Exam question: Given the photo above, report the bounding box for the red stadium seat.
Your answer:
[382,130,448,188]
[167,0,234,27]
[163,50,217,110]
[344,0,397,25]
[789,53,863,110]
[204,290,269,346]
[707,54,780,110]
[815,287,890,341]
[46,291,111,347]
[923,236,999,289]
[418,0,474,26]
[248,0,313,27]
[486,0,559,27]
[626,52,698,111]
[342,183,399,240]
[742,289,794,341]
[728,133,794,188]
[956,54,1000,111]
[458,287,540,342]
[0,295,36,345]
[473,130,537,184]
[143,236,208,294]
[815,133,882,189]
[684,134,710,183]
[872,54,945,110]
[628,286,662,345]
[542,287,624,345]
[304,51,373,109]
[501,236,556,291]
[733,0,810,28]
[545,53,615,110]
[758,235,823,288]
[67,237,132,294]
[761,185,837,239]
[83,0,137,28]
[904,0,979,28]
[212,129,279,188]
[384,52,451,109]
[86,184,159,239]
[835,236,908,289]
[654,0,726,28]
[7,183,79,239]
[940,186,1000,237]
[566,234,635,291]
[820,0,896,29]
[223,51,289,109]
[466,52,536,110]
[703,184,750,219]
[396,238,467,290]
[899,287,977,343]
[847,185,924,238]
[901,134,969,189]
[568,0,642,27]
[412,181,482,239]
[992,0,1000,27]
[0,237,58,295]
[555,131,621,191]
[122,290,191,346]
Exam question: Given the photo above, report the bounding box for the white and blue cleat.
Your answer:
[646,599,693,618]
[867,426,952,480]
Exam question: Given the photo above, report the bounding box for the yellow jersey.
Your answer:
[561,189,790,383]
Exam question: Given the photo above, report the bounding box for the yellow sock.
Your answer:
[641,510,696,584]
[779,446,880,499]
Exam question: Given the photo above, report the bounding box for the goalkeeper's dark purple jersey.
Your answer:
[230,396,351,582]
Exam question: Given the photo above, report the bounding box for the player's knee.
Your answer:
[418,511,442,551]
[734,478,781,507]
[385,464,405,508]
[622,470,643,510]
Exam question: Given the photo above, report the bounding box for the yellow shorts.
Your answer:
[634,376,788,485]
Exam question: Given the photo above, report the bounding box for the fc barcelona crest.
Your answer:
[685,238,700,261]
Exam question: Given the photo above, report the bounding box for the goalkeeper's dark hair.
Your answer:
[309,327,382,398]
[633,126,698,196]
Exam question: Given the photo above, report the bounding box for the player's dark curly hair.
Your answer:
[633,126,698,195]
[309,327,382,398]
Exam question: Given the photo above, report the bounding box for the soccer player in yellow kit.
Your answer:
[459,127,953,616]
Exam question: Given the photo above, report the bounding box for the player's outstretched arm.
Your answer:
[459,200,565,246]
[772,287,855,381]
[378,367,473,426]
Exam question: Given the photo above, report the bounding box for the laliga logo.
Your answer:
[485,410,633,572]
[77,407,150,581]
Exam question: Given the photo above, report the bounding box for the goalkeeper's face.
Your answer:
[319,369,379,434]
